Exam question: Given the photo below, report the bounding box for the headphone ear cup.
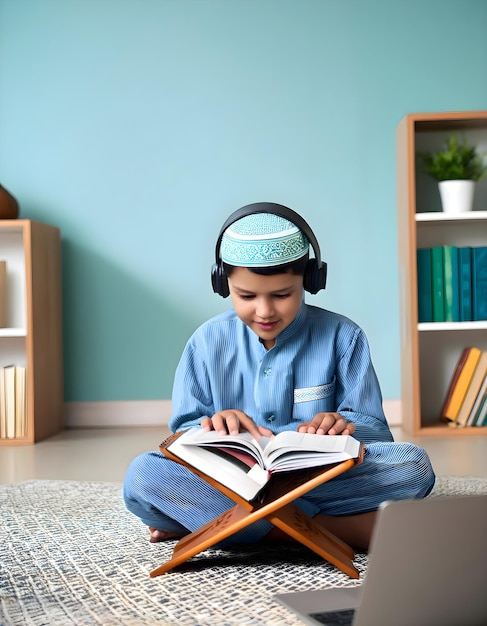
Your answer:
[211,262,230,298]
[303,259,327,294]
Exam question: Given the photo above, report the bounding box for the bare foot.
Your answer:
[148,527,186,543]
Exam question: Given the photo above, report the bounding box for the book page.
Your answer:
[178,428,268,466]
[263,431,359,457]
[176,428,360,474]
[263,432,361,471]
[212,446,259,470]
[167,430,270,501]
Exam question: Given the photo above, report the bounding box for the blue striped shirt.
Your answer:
[125,303,434,534]
[170,302,394,444]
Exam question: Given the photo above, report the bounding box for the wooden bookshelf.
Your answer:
[397,111,487,436]
[0,220,64,444]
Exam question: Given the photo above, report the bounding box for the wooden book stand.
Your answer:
[150,431,364,579]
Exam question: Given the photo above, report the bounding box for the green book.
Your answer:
[458,247,472,322]
[474,393,487,427]
[442,245,460,322]
[416,249,433,323]
[469,375,487,426]
[430,246,444,322]
[472,246,487,321]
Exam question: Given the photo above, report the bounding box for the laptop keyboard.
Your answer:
[310,608,355,625]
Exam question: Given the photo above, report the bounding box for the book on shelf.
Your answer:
[442,245,460,322]
[430,246,445,322]
[458,247,472,322]
[455,351,487,427]
[472,246,487,321]
[162,427,362,501]
[416,248,433,323]
[0,260,6,328]
[466,372,487,427]
[3,364,16,438]
[473,393,487,427]
[440,347,483,424]
[416,246,486,324]
[439,347,470,419]
[0,364,27,439]
[0,367,5,438]
[15,365,26,438]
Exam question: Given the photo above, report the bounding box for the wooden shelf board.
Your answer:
[413,112,487,132]
[0,437,33,446]
[411,424,487,437]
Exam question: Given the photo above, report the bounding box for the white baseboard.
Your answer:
[384,399,401,426]
[65,399,402,428]
[65,400,173,428]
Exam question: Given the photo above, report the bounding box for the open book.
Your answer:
[163,427,361,501]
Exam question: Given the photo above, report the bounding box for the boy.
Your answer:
[123,203,435,549]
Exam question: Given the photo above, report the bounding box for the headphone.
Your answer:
[211,202,327,298]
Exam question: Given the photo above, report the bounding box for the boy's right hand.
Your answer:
[201,410,272,439]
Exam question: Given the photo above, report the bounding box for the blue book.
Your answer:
[442,245,460,322]
[469,374,487,426]
[458,247,472,322]
[472,246,487,321]
[474,393,487,427]
[430,246,444,322]
[416,249,433,323]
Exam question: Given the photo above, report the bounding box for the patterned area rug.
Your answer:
[1,477,487,626]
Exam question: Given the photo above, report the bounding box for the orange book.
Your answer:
[456,351,487,427]
[439,348,470,420]
[441,347,483,423]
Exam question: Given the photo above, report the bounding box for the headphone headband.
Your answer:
[212,202,327,297]
[214,202,322,267]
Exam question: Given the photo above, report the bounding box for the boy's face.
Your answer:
[227,266,304,350]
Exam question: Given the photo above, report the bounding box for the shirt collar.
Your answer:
[273,301,307,347]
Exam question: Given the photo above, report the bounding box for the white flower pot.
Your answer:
[438,180,475,213]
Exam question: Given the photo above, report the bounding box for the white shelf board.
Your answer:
[416,211,487,222]
[418,321,487,331]
[0,328,27,337]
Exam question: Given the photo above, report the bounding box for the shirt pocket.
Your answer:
[293,377,336,406]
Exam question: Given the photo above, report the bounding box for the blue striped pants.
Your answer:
[123,441,435,545]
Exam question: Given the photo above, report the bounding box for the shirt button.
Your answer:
[264,368,272,376]
[267,414,276,423]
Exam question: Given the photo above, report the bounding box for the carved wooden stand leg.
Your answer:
[266,503,358,579]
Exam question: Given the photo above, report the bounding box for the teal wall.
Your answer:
[1,0,486,403]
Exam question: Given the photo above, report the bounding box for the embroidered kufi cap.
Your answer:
[220,213,309,267]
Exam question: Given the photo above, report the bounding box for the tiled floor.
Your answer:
[1,426,486,484]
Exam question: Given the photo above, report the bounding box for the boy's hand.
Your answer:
[297,412,355,436]
[201,410,273,439]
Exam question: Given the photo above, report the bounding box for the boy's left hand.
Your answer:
[297,412,355,436]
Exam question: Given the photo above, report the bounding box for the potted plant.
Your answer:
[420,134,487,213]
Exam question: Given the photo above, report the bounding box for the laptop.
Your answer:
[275,495,487,626]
